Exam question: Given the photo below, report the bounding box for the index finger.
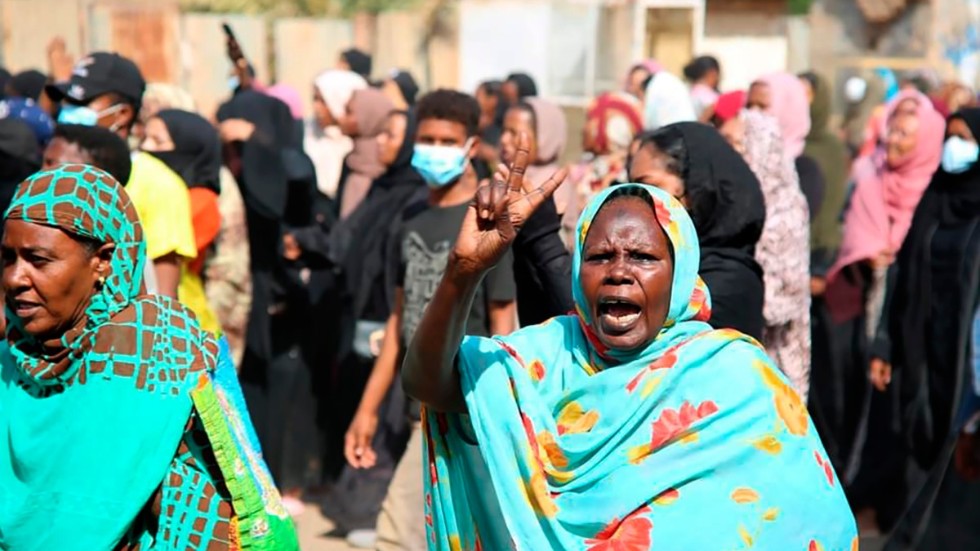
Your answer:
[507,132,531,193]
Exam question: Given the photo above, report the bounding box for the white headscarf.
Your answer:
[305,70,368,197]
[315,70,368,121]
[643,71,697,131]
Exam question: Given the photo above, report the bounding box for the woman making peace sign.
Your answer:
[403,135,857,549]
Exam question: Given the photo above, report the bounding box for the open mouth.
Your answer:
[10,299,40,317]
[598,297,642,332]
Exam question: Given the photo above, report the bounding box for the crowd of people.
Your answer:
[0,24,978,551]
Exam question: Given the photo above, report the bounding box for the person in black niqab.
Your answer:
[217,90,324,502]
[629,122,766,339]
[867,108,980,549]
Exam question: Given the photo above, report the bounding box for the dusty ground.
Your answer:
[295,505,356,550]
[293,504,886,551]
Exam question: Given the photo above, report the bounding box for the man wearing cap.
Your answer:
[45,52,196,299]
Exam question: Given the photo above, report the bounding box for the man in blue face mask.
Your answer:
[44,52,196,301]
[342,89,517,550]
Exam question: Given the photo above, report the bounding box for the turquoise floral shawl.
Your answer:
[423,184,857,550]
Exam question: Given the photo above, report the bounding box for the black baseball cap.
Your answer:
[45,52,146,108]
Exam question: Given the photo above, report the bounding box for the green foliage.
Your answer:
[787,0,814,15]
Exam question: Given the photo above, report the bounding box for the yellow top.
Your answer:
[127,152,219,334]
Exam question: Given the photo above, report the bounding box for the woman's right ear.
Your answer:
[96,243,115,274]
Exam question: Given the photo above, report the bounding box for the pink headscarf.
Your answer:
[264,84,304,120]
[825,90,945,322]
[755,73,811,158]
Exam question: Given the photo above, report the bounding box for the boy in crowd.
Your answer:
[45,52,195,297]
[344,90,517,550]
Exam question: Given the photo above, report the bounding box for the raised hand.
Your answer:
[47,37,74,82]
[451,133,567,278]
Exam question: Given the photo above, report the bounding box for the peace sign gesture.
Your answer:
[451,133,568,278]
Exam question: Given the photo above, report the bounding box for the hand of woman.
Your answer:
[47,37,74,82]
[282,233,301,261]
[219,119,255,144]
[450,133,568,279]
[810,276,827,297]
[869,249,895,270]
[869,357,892,392]
[344,410,379,469]
[955,429,980,481]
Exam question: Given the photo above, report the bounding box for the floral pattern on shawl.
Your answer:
[422,184,856,550]
[738,110,812,399]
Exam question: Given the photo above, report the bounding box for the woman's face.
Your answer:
[627,68,651,100]
[140,117,175,152]
[377,112,408,167]
[501,107,538,165]
[746,82,771,111]
[885,112,920,167]
[1,220,112,340]
[628,145,686,203]
[339,100,360,137]
[718,117,746,155]
[893,98,919,118]
[947,117,976,143]
[580,196,673,352]
[313,87,334,129]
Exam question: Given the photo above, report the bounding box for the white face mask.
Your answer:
[941,135,980,174]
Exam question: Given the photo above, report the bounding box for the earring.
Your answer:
[98,276,106,288]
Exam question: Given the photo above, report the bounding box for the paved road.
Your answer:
[295,505,356,551]
[294,505,886,551]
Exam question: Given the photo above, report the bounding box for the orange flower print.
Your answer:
[814,451,835,487]
[752,434,783,454]
[556,402,600,435]
[497,341,526,367]
[653,200,683,247]
[731,487,760,504]
[808,541,825,551]
[755,359,809,436]
[626,346,680,394]
[851,536,860,551]
[520,457,559,517]
[652,488,679,506]
[527,359,546,382]
[537,430,569,469]
[628,400,719,463]
[585,505,653,551]
[689,283,711,322]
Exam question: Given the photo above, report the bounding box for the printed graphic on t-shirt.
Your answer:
[401,231,452,343]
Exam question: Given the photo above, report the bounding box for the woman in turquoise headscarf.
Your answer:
[402,138,857,549]
[0,164,297,550]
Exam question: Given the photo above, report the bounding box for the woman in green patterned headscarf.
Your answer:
[0,164,297,550]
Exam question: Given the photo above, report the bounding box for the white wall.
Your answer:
[458,1,552,95]
[701,36,788,91]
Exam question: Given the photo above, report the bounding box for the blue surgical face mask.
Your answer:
[57,104,99,126]
[411,139,473,188]
[228,75,240,91]
[57,103,125,131]
[941,136,980,174]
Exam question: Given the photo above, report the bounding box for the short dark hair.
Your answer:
[415,89,481,137]
[683,56,721,83]
[53,124,133,184]
[630,127,689,181]
[478,80,503,98]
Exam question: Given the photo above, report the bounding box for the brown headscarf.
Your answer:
[524,97,569,208]
[340,88,393,218]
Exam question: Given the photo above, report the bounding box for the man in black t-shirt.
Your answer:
[345,90,516,550]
